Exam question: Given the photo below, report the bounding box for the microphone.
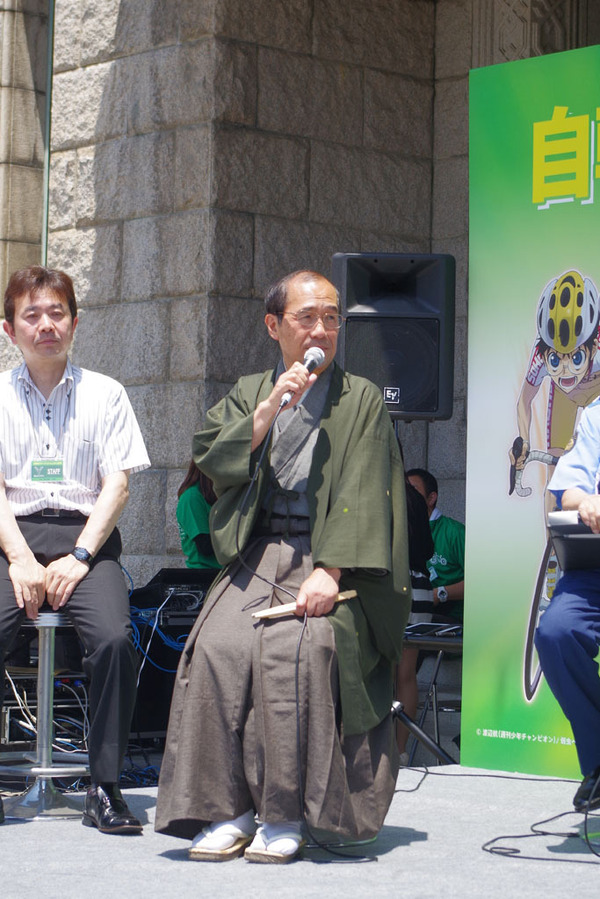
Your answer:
[280,347,326,407]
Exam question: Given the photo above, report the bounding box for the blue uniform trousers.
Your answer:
[535,569,600,776]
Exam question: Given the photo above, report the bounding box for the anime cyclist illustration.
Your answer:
[509,270,600,700]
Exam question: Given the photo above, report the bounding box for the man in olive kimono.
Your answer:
[155,270,411,863]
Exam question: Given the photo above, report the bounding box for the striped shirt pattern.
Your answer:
[0,361,150,516]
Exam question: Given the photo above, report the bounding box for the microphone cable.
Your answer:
[581,773,600,857]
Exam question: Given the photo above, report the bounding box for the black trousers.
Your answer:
[0,516,138,783]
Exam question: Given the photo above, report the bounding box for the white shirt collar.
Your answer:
[17,359,74,397]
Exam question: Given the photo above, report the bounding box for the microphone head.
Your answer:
[303,347,326,371]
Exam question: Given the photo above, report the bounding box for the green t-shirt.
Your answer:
[176,484,221,570]
[428,513,465,621]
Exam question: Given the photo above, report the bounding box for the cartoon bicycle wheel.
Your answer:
[510,440,560,702]
[523,538,561,701]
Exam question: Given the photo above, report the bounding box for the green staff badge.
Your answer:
[31,460,64,482]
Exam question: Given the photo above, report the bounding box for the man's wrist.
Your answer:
[319,566,342,585]
[5,544,37,566]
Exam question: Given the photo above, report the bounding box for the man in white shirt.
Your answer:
[0,266,150,831]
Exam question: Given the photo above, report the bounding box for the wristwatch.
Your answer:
[437,586,449,603]
[71,546,93,565]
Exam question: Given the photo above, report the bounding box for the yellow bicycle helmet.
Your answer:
[537,270,599,354]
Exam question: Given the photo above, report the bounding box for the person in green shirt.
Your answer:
[406,468,465,623]
[176,462,221,570]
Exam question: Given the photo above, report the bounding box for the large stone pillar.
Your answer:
[0,0,48,371]
[47,0,437,584]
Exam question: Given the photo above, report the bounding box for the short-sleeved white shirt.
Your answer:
[549,396,600,504]
[0,361,150,516]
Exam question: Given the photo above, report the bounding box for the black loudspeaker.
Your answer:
[332,252,456,421]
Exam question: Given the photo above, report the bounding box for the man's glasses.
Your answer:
[280,310,345,331]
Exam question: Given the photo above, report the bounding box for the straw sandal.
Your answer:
[189,818,255,861]
[244,824,305,864]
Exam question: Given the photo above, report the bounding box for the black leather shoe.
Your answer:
[574,767,600,811]
[82,783,143,834]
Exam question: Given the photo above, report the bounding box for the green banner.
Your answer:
[464,46,600,776]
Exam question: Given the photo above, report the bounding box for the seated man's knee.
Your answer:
[535,601,576,658]
[84,625,135,665]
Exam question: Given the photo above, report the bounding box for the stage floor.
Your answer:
[4,647,599,896]
[1,764,600,899]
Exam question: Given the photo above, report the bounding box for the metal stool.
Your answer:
[1,612,88,819]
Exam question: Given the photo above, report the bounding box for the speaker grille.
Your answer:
[344,316,440,415]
